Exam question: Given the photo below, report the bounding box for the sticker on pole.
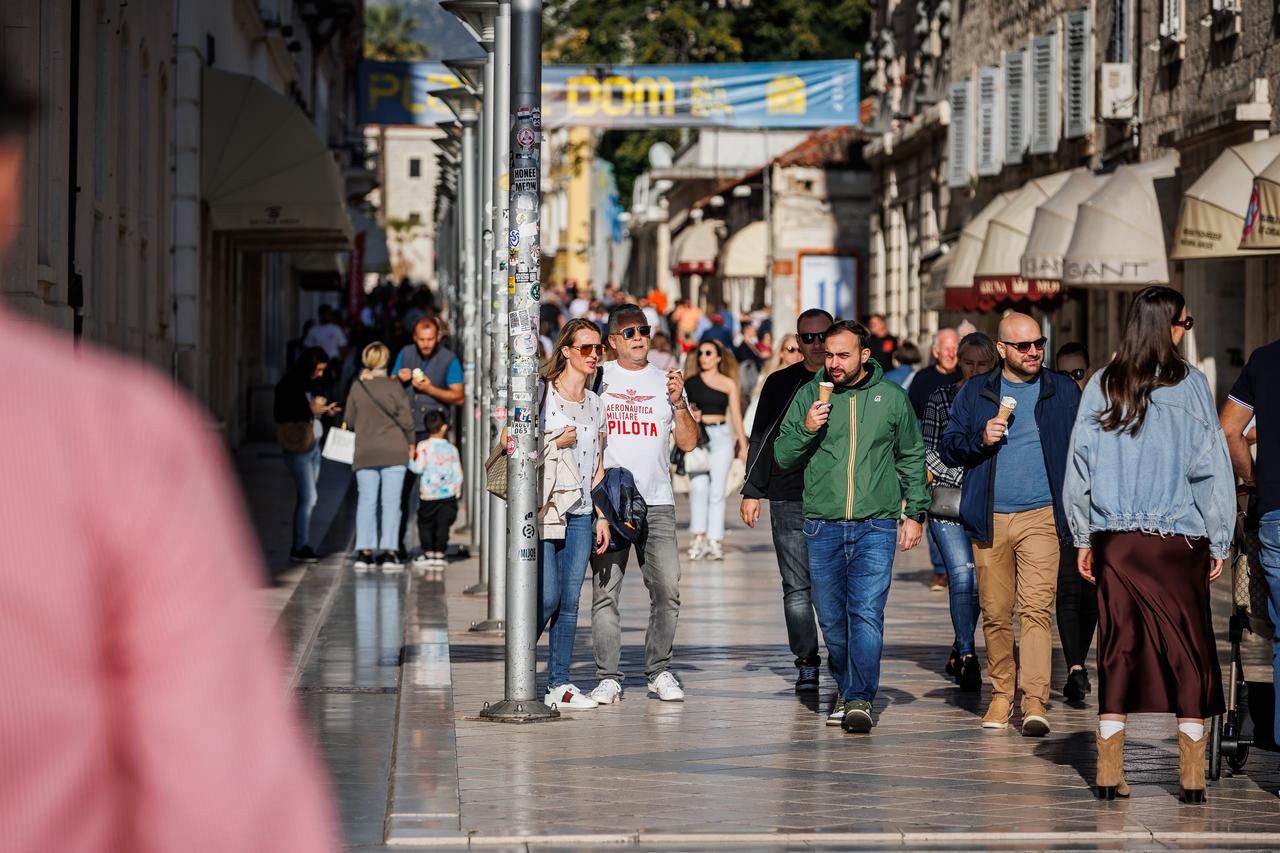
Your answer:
[516,127,536,149]
[513,332,537,357]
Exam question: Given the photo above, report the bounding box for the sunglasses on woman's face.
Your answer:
[570,343,604,357]
[1001,337,1047,354]
[1173,316,1195,330]
[798,332,823,344]
[698,349,717,358]
[615,325,652,340]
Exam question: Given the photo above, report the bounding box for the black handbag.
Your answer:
[928,483,962,521]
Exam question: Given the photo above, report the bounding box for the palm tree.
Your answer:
[364,4,428,61]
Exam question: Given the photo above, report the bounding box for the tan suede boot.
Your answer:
[1178,731,1208,804]
[1095,730,1130,800]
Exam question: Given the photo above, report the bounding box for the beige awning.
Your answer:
[1021,171,1108,282]
[974,170,1076,294]
[938,191,1018,310]
[202,69,353,246]
[672,219,723,275]
[720,221,768,278]
[1062,155,1179,287]
[1240,143,1280,250]
[1174,136,1280,259]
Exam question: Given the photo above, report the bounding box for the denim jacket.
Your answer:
[1063,367,1236,559]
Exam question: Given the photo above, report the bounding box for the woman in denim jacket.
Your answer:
[1064,286,1235,805]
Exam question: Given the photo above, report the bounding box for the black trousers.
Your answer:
[1057,539,1099,669]
[418,497,458,554]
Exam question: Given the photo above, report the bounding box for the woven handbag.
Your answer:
[485,441,507,500]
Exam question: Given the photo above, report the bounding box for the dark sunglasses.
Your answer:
[1066,367,1087,380]
[569,343,604,357]
[698,348,718,357]
[1173,316,1195,330]
[614,325,652,340]
[798,332,823,344]
[1001,337,1047,354]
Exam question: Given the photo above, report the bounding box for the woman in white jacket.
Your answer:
[537,319,612,710]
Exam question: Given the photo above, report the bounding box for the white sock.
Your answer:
[1178,722,1205,741]
[1098,720,1126,740]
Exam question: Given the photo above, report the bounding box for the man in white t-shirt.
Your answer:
[590,305,700,703]
[303,305,348,360]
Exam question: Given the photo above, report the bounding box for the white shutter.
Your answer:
[1004,51,1029,165]
[947,80,973,189]
[1064,10,1091,139]
[1029,32,1059,156]
[976,67,1002,176]
[1160,0,1182,38]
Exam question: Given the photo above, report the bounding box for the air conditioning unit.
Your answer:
[1100,63,1135,121]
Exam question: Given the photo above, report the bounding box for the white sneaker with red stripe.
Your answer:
[545,684,599,710]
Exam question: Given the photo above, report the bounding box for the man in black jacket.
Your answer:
[740,308,833,692]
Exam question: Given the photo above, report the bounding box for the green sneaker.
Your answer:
[825,693,846,726]
[842,699,873,733]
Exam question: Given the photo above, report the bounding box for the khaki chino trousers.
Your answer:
[971,506,1060,709]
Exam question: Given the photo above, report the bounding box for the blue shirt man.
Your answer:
[993,376,1054,513]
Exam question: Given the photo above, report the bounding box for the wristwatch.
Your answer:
[674,400,689,411]
[909,512,927,524]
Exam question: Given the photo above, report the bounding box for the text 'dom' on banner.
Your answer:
[359,60,861,129]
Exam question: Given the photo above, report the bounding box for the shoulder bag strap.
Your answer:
[357,379,401,424]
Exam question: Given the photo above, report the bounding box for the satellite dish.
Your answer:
[648,142,674,169]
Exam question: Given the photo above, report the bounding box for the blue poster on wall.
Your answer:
[359,60,861,129]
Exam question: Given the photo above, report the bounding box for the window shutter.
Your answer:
[1004,51,1028,165]
[1029,32,1059,156]
[947,80,973,188]
[976,67,1002,176]
[1160,0,1181,38]
[1064,10,1091,139]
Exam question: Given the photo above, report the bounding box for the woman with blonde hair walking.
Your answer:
[1064,285,1235,803]
[344,341,415,571]
[683,339,748,560]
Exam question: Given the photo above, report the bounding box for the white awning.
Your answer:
[1063,156,1178,286]
[671,219,722,275]
[720,221,767,278]
[975,171,1076,282]
[202,69,353,246]
[1021,171,1108,282]
[1240,142,1280,250]
[1174,136,1280,259]
[943,191,1018,290]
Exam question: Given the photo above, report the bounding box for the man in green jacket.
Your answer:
[775,319,929,733]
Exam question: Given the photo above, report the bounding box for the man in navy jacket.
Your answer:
[942,313,1080,737]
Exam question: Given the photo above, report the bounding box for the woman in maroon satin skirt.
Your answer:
[1063,286,1236,804]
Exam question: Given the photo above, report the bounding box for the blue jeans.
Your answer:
[927,524,946,577]
[539,513,594,688]
[804,518,899,701]
[355,465,407,552]
[1256,510,1280,745]
[283,443,322,551]
[929,518,980,656]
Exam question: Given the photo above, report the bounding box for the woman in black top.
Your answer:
[683,340,747,560]
[274,347,340,564]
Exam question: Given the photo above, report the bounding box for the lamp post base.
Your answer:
[478,699,561,722]
[469,619,505,633]
[463,582,489,596]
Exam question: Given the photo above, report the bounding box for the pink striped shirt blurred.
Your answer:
[0,308,338,852]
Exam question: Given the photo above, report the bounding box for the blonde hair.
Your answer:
[762,333,798,377]
[684,338,739,383]
[361,341,390,379]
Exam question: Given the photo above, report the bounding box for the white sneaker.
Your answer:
[687,538,707,560]
[706,540,724,560]
[545,684,599,710]
[589,678,623,704]
[648,671,685,702]
[411,554,431,572]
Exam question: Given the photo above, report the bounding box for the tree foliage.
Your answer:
[364,5,428,61]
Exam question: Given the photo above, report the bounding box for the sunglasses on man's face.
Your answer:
[1173,316,1195,330]
[1066,368,1087,381]
[1001,337,1047,354]
[798,332,823,344]
[569,343,604,357]
[614,325,652,340]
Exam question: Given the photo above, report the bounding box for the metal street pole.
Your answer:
[472,0,511,633]
[481,0,555,721]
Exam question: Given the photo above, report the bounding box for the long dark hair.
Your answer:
[285,346,329,382]
[1097,285,1188,435]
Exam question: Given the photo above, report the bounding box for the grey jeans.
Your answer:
[768,500,820,665]
[591,504,681,682]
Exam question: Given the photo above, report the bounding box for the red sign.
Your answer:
[948,276,1061,312]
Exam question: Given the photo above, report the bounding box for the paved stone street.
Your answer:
[282,499,1280,850]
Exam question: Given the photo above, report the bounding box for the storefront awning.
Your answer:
[1173,135,1280,259]
[720,221,768,278]
[1063,155,1179,287]
[1240,143,1280,250]
[1021,171,1108,283]
[671,219,723,275]
[202,69,353,247]
[939,191,1018,311]
[972,170,1075,304]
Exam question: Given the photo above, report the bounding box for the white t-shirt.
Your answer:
[543,385,606,514]
[599,361,678,506]
[303,322,348,359]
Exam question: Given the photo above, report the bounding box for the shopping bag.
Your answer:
[321,425,356,465]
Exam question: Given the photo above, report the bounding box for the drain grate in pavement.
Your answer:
[298,686,399,694]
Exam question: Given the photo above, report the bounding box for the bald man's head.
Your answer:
[995,313,1046,380]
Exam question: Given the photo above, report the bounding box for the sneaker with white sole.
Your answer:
[589,678,622,704]
[353,552,374,572]
[826,692,846,726]
[648,671,685,701]
[545,684,599,710]
[706,540,724,560]
[687,538,707,560]
[411,554,431,572]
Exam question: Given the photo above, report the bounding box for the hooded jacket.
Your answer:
[773,359,929,521]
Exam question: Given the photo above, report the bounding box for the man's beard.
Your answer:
[832,365,865,387]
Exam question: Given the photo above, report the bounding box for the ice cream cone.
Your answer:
[997,395,1017,422]
[818,382,834,404]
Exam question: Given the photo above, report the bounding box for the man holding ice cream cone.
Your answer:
[942,313,1081,736]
